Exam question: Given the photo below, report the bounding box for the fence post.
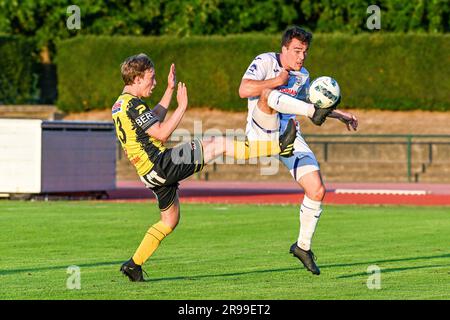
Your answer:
[428,143,433,164]
[407,135,412,182]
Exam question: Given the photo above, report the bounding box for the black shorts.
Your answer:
[140,139,204,211]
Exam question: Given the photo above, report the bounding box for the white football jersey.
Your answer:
[242,52,310,134]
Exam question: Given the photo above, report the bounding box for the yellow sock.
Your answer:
[132,221,173,266]
[233,139,281,160]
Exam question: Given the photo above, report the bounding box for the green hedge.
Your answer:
[56,34,450,112]
[0,36,38,104]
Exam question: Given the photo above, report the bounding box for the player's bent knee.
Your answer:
[314,185,326,201]
[317,184,326,200]
[170,220,179,230]
[257,101,272,115]
[161,204,180,230]
[257,89,276,115]
[161,215,179,230]
[305,184,326,202]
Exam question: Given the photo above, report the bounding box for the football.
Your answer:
[308,76,340,109]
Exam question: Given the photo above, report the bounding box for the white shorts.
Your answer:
[245,104,319,181]
[279,132,320,181]
[245,104,280,141]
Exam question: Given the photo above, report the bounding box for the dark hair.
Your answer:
[121,53,154,85]
[281,26,312,48]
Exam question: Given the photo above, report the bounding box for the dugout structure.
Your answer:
[0,119,116,199]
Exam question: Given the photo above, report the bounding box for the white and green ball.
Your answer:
[308,76,340,109]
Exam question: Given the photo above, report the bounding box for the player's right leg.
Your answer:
[261,88,316,118]
[262,88,335,127]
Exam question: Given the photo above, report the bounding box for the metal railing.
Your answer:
[117,133,450,182]
[303,134,450,182]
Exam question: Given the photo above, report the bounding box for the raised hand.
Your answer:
[176,82,188,110]
[168,63,176,90]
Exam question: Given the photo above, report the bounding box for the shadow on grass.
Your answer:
[0,260,299,279]
[148,253,450,282]
[0,260,125,276]
[1,253,448,281]
[321,253,450,270]
[148,267,300,283]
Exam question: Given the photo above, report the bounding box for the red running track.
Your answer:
[107,181,450,206]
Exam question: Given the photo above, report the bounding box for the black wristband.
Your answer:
[153,104,168,121]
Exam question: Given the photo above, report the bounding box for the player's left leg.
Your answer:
[297,170,326,251]
[292,171,325,275]
[202,136,279,163]
[280,135,324,275]
[290,171,325,275]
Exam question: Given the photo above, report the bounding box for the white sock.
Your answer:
[297,195,322,251]
[267,90,315,117]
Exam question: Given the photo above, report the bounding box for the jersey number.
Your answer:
[114,117,127,144]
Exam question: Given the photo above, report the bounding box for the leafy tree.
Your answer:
[0,0,448,62]
[0,0,162,62]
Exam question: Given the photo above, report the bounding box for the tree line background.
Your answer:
[1,0,448,62]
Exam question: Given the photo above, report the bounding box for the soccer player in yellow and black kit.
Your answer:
[114,53,297,282]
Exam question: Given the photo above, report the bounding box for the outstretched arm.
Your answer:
[328,109,358,131]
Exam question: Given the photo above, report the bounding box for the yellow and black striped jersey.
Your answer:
[112,93,166,176]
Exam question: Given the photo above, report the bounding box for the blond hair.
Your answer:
[120,53,154,85]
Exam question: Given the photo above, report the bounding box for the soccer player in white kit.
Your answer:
[239,26,358,275]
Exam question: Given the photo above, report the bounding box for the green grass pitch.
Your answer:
[0,201,449,300]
